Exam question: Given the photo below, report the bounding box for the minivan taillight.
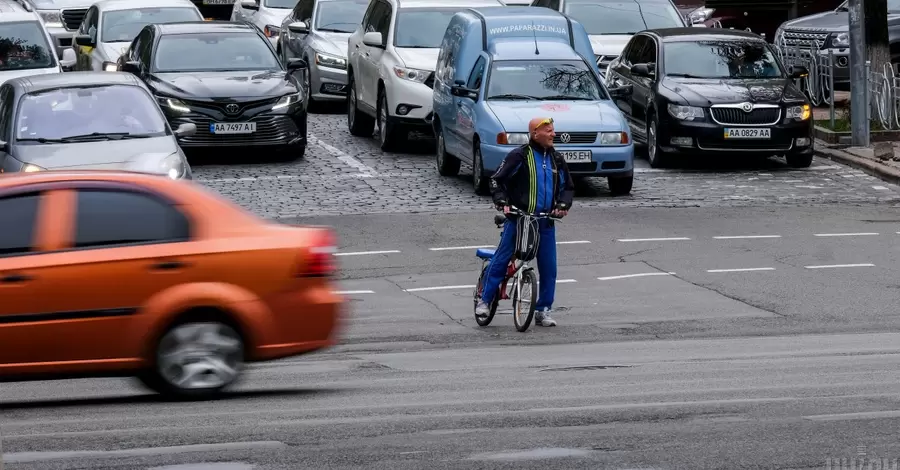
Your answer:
[298,229,337,277]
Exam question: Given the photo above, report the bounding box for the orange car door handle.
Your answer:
[149,261,188,271]
[0,273,32,283]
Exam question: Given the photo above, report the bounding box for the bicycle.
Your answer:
[473,205,561,332]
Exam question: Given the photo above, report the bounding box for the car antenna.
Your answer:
[532,20,540,55]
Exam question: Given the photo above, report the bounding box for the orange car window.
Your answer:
[72,189,191,250]
[0,191,41,257]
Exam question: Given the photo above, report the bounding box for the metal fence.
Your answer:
[773,39,900,130]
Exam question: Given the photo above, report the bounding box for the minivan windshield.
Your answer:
[664,40,783,79]
[101,7,203,43]
[393,7,457,48]
[0,21,55,71]
[486,60,606,101]
[564,0,684,35]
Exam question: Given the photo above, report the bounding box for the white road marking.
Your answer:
[598,272,675,281]
[335,250,401,256]
[813,232,879,237]
[405,285,475,292]
[873,185,890,190]
[808,165,840,170]
[429,245,495,251]
[713,235,782,239]
[2,442,287,464]
[309,134,379,177]
[334,290,375,295]
[706,267,775,273]
[199,172,419,183]
[804,410,900,421]
[557,240,591,245]
[804,263,875,269]
[616,237,691,242]
[555,279,578,283]
[781,179,803,183]
[795,185,824,189]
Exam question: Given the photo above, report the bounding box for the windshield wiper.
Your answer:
[488,93,542,100]
[667,73,706,78]
[57,132,155,142]
[317,28,352,33]
[542,95,593,100]
[16,137,67,143]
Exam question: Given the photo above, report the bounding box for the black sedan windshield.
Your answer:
[564,0,684,35]
[153,32,280,73]
[664,40,783,79]
[101,8,203,43]
[0,21,55,71]
[394,8,457,48]
[314,0,369,33]
[487,60,604,101]
[16,85,168,141]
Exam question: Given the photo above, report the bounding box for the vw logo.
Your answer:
[225,103,240,114]
[741,102,754,112]
[560,133,571,143]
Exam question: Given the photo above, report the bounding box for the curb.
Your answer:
[814,145,900,186]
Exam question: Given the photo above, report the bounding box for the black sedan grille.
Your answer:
[424,72,434,89]
[710,107,781,125]
[61,9,87,30]
[181,97,281,117]
[553,132,597,144]
[170,115,300,146]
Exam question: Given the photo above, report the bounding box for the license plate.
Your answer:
[561,151,591,163]
[202,0,234,4]
[724,128,771,139]
[210,122,256,134]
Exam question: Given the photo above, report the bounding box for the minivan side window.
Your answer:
[0,192,41,257]
[466,56,486,90]
[73,189,190,249]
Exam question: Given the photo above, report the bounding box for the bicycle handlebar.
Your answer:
[504,205,562,220]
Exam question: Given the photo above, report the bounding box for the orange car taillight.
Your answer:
[298,229,337,277]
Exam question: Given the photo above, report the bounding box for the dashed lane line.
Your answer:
[429,245,495,251]
[813,232,880,237]
[713,235,782,239]
[616,237,691,242]
[804,263,876,269]
[335,250,402,256]
[556,240,591,245]
[598,272,675,281]
[405,285,476,292]
[334,290,375,295]
[308,134,379,177]
[706,267,775,273]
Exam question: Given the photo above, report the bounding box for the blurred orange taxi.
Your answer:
[0,171,343,399]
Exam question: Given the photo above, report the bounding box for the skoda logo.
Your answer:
[225,103,240,114]
[741,102,754,112]
[560,133,571,143]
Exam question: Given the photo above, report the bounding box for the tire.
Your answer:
[608,175,633,195]
[786,153,813,168]
[474,263,499,326]
[512,269,537,332]
[473,142,491,195]
[647,113,668,168]
[377,91,400,151]
[138,320,244,400]
[347,74,374,137]
[436,125,461,176]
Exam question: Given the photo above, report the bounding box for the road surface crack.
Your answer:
[642,261,786,318]
[384,278,469,329]
[617,247,656,263]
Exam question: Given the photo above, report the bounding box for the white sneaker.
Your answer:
[536,309,557,327]
[475,301,491,317]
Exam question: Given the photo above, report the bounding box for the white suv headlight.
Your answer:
[315,52,346,70]
[393,66,430,83]
[37,10,63,28]
[667,104,705,120]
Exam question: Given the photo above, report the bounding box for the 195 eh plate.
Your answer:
[561,151,591,163]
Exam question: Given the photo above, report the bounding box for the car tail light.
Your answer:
[297,229,337,277]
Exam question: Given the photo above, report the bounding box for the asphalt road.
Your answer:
[4,105,900,469]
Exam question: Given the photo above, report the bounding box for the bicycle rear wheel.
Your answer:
[512,269,537,332]
[474,264,499,326]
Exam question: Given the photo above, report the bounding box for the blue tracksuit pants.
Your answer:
[480,218,557,311]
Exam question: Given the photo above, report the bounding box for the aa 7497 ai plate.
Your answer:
[724,128,771,139]
[561,151,591,163]
[210,122,256,134]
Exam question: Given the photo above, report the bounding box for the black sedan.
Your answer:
[605,27,814,168]
[116,21,309,159]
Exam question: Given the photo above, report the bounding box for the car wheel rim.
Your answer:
[474,147,482,186]
[648,121,657,161]
[379,96,387,144]
[157,322,242,390]
[437,131,444,167]
[348,86,355,127]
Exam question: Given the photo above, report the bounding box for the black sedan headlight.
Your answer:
[272,92,303,110]
[157,96,191,114]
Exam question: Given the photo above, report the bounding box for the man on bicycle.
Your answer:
[475,116,576,327]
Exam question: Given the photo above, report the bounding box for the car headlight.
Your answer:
[668,103,705,120]
[393,66,430,83]
[689,7,714,24]
[102,61,117,72]
[22,164,45,172]
[37,10,63,28]
[831,32,850,48]
[599,132,629,145]
[272,92,303,110]
[315,52,346,70]
[497,132,529,145]
[160,153,186,179]
[158,97,190,113]
[786,104,811,120]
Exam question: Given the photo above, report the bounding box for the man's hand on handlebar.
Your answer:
[551,203,569,218]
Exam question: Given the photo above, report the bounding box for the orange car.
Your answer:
[0,170,343,399]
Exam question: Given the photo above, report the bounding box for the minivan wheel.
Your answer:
[436,126,460,176]
[139,321,244,400]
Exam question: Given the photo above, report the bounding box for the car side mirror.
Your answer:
[240,0,258,9]
[59,48,76,70]
[632,63,653,78]
[362,31,383,48]
[288,21,308,34]
[789,65,809,79]
[608,83,633,98]
[450,84,477,99]
[174,123,196,138]
[287,58,308,70]
[74,34,95,48]
[121,60,140,75]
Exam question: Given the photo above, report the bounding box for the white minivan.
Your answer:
[0,0,75,82]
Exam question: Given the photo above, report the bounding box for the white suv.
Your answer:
[0,0,75,81]
[346,0,502,151]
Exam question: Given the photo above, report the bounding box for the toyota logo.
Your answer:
[741,102,754,112]
[560,133,571,143]
[225,103,239,114]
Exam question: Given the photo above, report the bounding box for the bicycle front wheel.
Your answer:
[512,269,537,332]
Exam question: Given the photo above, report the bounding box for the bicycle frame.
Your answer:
[490,206,560,301]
